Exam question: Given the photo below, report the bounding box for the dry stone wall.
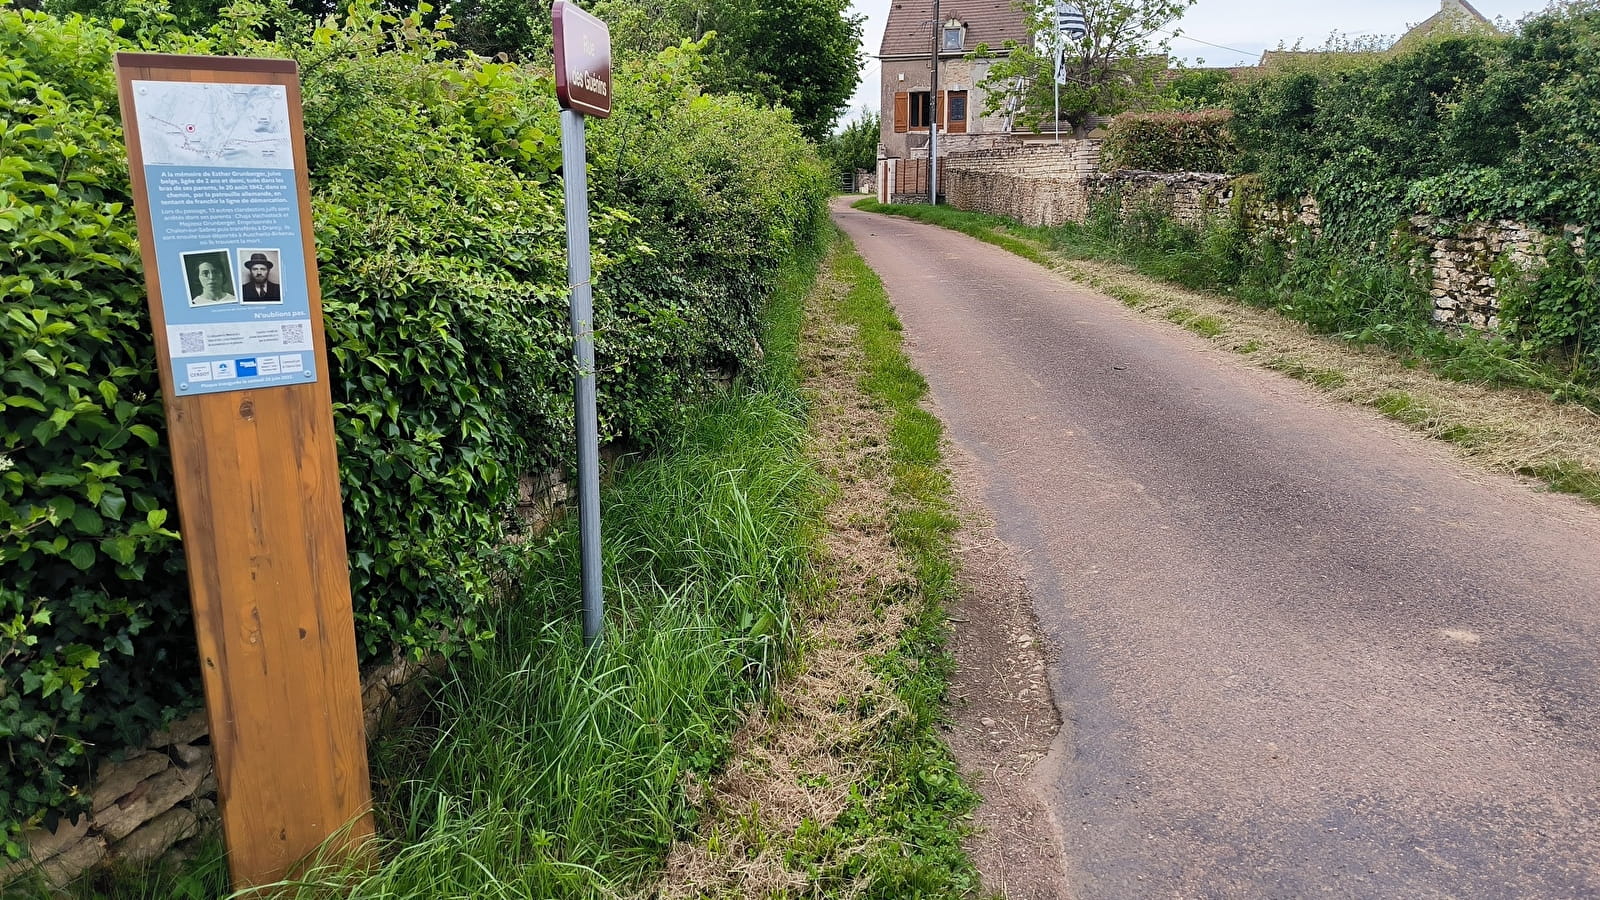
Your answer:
[1084,170,1235,228]
[1405,216,1587,329]
[941,142,1104,226]
[940,143,1579,331]
[3,662,434,890]
[2,709,216,889]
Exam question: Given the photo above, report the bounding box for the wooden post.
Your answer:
[113,54,373,888]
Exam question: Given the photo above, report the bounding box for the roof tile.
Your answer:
[880,0,1031,58]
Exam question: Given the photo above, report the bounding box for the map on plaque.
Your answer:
[131,80,318,395]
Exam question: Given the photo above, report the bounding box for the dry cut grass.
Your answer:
[652,250,923,899]
[1047,254,1600,503]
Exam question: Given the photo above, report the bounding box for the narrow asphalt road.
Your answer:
[833,201,1600,899]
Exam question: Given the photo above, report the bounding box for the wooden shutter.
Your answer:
[936,90,946,126]
[893,91,909,133]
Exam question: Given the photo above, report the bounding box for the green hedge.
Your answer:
[1101,109,1236,173]
[1,1,828,851]
[1230,15,1600,240]
[1227,8,1600,367]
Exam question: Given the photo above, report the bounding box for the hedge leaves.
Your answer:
[1,0,827,849]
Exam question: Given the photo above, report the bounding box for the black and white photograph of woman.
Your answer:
[182,249,237,308]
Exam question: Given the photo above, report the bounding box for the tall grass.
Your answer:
[67,404,820,900]
[1027,194,1434,343]
[257,249,827,897]
[306,387,822,899]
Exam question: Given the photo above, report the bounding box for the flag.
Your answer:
[1053,1,1085,84]
[1056,1,1086,40]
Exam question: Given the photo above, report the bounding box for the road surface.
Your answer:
[834,201,1600,898]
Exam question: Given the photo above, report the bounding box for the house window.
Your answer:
[948,91,968,123]
[942,26,964,50]
[909,91,933,128]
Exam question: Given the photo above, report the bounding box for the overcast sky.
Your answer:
[839,0,1558,126]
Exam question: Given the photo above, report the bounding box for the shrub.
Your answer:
[3,6,206,851]
[1500,241,1600,376]
[1226,6,1600,369]
[1,1,827,851]
[1101,109,1236,173]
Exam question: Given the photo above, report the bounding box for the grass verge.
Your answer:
[50,224,984,900]
[812,230,980,897]
[646,229,981,898]
[852,199,1600,508]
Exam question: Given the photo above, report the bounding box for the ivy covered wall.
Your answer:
[1229,10,1600,363]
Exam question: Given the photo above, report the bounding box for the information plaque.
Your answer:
[127,79,319,395]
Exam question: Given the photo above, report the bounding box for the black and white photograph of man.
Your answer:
[238,249,283,303]
[182,250,238,307]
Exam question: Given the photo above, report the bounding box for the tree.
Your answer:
[974,0,1196,137]
[821,109,880,178]
[699,0,862,142]
[1157,66,1231,110]
[446,0,552,60]
[577,0,863,140]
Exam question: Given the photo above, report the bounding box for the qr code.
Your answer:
[281,323,306,345]
[177,330,205,354]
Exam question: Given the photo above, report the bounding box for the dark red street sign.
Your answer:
[553,0,612,118]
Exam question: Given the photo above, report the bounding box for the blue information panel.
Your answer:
[130,80,318,395]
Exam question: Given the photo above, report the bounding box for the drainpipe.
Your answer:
[930,0,939,205]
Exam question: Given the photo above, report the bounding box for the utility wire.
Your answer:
[1158,30,1258,58]
[1161,26,1399,60]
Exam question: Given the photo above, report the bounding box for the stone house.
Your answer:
[1394,0,1498,49]
[877,0,1030,162]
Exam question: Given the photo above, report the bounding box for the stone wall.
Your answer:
[1,657,440,890]
[937,143,1583,330]
[1084,170,1236,228]
[941,142,1104,225]
[1078,171,1323,242]
[1405,217,1589,329]
[2,710,217,888]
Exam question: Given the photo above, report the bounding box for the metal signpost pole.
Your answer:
[553,0,612,648]
[1055,2,1085,144]
[560,108,604,647]
[1054,44,1061,144]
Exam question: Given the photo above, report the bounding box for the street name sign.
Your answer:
[554,0,613,118]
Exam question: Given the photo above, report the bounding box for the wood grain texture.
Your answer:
[113,53,373,889]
